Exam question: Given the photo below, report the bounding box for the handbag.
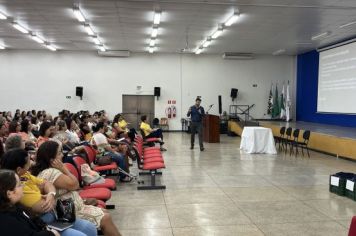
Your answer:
[81,163,105,185]
[95,155,112,166]
[56,198,76,223]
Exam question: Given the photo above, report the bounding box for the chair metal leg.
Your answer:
[295,144,299,157]
[137,170,166,190]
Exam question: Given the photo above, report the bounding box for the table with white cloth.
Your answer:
[240,127,277,154]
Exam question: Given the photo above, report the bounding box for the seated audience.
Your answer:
[91,122,131,182]
[140,115,166,151]
[32,141,121,236]
[37,122,55,147]
[79,123,92,142]
[20,119,37,143]
[0,148,97,236]
[65,118,80,145]
[5,135,25,152]
[0,169,60,236]
[8,120,21,134]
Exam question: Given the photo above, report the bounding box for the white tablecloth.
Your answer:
[240,127,277,154]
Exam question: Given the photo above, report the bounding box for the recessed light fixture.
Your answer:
[339,21,356,29]
[202,37,212,48]
[148,47,155,53]
[12,22,29,34]
[31,35,45,44]
[46,44,57,51]
[211,26,224,39]
[99,45,106,52]
[151,26,158,38]
[0,11,7,20]
[272,49,286,56]
[153,11,161,25]
[195,47,203,55]
[311,31,331,41]
[84,24,95,36]
[0,45,5,49]
[224,12,240,27]
[149,39,156,47]
[91,36,101,45]
[73,7,86,22]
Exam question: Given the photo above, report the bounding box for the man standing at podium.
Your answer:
[187,97,205,151]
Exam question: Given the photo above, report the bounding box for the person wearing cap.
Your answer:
[187,97,205,151]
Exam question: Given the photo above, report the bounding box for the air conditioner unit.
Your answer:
[98,50,130,57]
[222,52,254,60]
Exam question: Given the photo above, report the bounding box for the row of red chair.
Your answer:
[63,144,118,209]
[133,136,166,190]
[64,162,112,209]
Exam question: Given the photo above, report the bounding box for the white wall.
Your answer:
[0,51,295,130]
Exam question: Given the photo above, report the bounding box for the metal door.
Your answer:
[122,95,155,130]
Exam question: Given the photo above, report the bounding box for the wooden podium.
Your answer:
[203,114,220,143]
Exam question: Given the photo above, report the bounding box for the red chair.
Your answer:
[133,140,166,190]
[72,156,117,190]
[349,216,356,236]
[83,145,118,173]
[64,163,112,201]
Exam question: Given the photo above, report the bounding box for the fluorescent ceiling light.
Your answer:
[31,35,45,44]
[73,7,85,22]
[311,31,331,41]
[148,47,155,53]
[151,27,158,38]
[224,12,240,27]
[99,45,106,52]
[272,49,286,56]
[0,11,7,20]
[195,48,203,55]
[339,21,356,29]
[149,39,156,47]
[92,36,101,45]
[153,11,161,25]
[202,38,211,48]
[211,28,223,39]
[0,45,5,50]
[46,44,57,51]
[12,23,29,34]
[84,24,95,36]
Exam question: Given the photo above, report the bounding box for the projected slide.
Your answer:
[318,41,356,113]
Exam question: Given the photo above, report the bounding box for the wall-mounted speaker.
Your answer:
[218,95,222,115]
[230,88,238,100]
[76,86,83,99]
[154,87,161,97]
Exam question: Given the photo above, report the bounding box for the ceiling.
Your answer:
[0,0,356,55]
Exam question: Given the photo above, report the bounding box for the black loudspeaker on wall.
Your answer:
[230,88,238,100]
[154,87,161,97]
[218,95,222,115]
[76,86,83,99]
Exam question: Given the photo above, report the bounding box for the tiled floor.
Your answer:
[108,132,356,236]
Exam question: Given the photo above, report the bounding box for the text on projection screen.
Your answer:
[318,41,356,114]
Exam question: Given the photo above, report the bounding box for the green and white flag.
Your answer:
[280,84,286,119]
[272,84,280,118]
[267,84,273,115]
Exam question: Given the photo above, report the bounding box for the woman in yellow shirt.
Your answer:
[140,115,166,151]
[0,148,97,236]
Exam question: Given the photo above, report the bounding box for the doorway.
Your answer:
[122,95,155,130]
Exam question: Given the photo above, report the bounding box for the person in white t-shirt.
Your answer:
[65,118,80,144]
[91,122,131,182]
